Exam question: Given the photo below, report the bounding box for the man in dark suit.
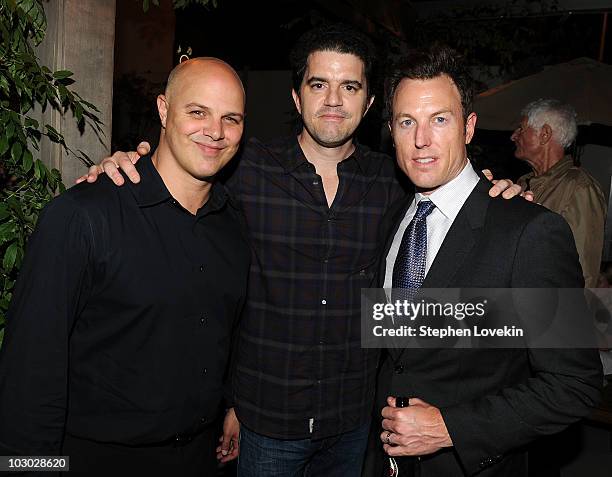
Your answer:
[372,46,603,477]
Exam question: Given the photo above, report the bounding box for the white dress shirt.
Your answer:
[384,161,480,288]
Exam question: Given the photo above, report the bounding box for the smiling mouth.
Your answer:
[413,157,436,165]
[195,142,224,155]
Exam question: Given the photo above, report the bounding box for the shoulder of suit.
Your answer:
[480,194,573,250]
[486,190,558,223]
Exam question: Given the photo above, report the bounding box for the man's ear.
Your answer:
[291,89,302,115]
[157,94,169,128]
[465,112,477,144]
[540,124,553,145]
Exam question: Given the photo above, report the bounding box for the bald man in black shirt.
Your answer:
[0,58,249,476]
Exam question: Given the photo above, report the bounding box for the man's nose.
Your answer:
[414,124,431,148]
[203,117,224,141]
[324,87,342,107]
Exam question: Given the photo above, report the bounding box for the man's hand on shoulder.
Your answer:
[482,169,534,201]
[381,397,453,457]
[75,142,151,186]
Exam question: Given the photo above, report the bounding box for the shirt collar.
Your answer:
[414,160,480,221]
[128,155,231,213]
[350,143,370,173]
[522,155,574,182]
[202,182,233,215]
[128,156,171,207]
[280,136,367,174]
[537,155,574,179]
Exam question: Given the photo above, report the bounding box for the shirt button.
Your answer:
[323,258,329,263]
[203,368,208,375]
[312,180,319,185]
[199,265,204,272]
[200,317,206,325]
[200,417,206,424]
[321,299,327,305]
[394,365,404,374]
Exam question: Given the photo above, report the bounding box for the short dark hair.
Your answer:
[385,45,474,122]
[289,23,377,99]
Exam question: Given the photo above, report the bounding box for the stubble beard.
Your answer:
[303,120,356,149]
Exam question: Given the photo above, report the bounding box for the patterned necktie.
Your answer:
[392,200,436,291]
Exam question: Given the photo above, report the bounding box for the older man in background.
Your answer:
[512,99,606,288]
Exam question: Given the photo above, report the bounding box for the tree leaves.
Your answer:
[22,149,33,172]
[0,0,100,328]
[2,242,18,273]
[10,142,22,162]
[15,0,46,45]
[0,204,9,222]
[142,0,159,13]
[0,135,8,156]
[42,125,68,150]
[142,0,217,12]
[52,70,73,80]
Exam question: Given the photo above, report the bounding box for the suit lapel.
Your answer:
[422,178,490,288]
[391,178,491,363]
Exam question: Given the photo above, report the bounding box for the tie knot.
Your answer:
[414,200,436,220]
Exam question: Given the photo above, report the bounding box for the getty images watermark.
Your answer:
[371,298,516,337]
[361,288,612,349]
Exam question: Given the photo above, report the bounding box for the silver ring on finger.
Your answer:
[385,431,392,444]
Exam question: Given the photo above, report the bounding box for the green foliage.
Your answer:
[142,0,218,13]
[409,0,564,80]
[0,0,103,343]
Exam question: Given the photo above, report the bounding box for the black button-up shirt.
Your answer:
[228,136,406,439]
[0,158,250,454]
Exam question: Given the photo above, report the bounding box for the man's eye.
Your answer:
[224,116,239,124]
[311,83,324,89]
[434,117,446,124]
[190,110,204,117]
[400,119,413,127]
[345,85,355,92]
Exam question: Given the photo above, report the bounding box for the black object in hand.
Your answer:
[396,396,410,408]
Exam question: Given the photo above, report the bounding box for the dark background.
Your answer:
[111,0,612,183]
